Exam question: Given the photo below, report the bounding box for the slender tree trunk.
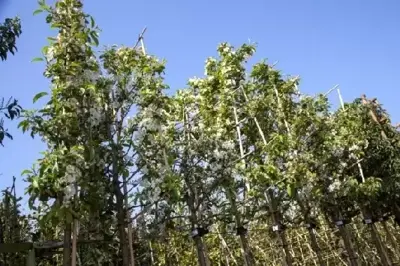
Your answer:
[228,192,254,266]
[115,180,129,266]
[296,195,325,266]
[71,219,79,266]
[217,227,237,265]
[382,220,400,260]
[149,238,155,265]
[108,108,129,265]
[335,221,358,266]
[369,223,392,266]
[266,191,293,266]
[112,155,129,265]
[238,233,254,266]
[71,181,79,266]
[188,201,210,266]
[63,221,72,266]
[307,227,325,266]
[193,235,210,266]
[361,209,391,266]
[123,173,135,266]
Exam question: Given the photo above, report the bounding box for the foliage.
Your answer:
[0,178,32,265]
[0,97,22,146]
[0,0,398,265]
[0,16,21,61]
[0,15,22,146]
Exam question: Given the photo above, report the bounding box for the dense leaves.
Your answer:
[0,16,21,61]
[0,0,399,265]
[0,14,22,146]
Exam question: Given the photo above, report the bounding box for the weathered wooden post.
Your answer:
[26,248,36,266]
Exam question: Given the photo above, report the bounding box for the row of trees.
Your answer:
[1,0,400,265]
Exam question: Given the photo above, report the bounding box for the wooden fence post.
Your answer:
[26,248,35,266]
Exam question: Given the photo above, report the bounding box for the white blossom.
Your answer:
[226,79,236,87]
[328,179,341,193]
[349,145,359,152]
[89,107,103,127]
[222,140,235,150]
[45,47,55,61]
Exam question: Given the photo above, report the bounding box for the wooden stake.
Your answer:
[240,86,293,266]
[26,248,36,266]
[71,182,79,266]
[337,90,392,265]
[63,219,72,266]
[134,27,147,55]
[216,227,238,265]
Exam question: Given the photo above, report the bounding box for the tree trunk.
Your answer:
[336,222,358,266]
[122,173,135,266]
[115,180,129,266]
[228,192,254,266]
[382,220,400,261]
[63,221,72,266]
[238,233,254,266]
[193,235,210,266]
[361,209,391,266]
[369,223,392,265]
[149,239,155,265]
[71,219,79,266]
[266,191,293,266]
[188,202,210,266]
[296,194,325,266]
[307,227,325,266]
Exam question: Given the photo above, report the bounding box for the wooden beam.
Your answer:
[0,242,33,253]
[0,239,114,254]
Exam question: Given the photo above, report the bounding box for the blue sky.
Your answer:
[1,0,399,210]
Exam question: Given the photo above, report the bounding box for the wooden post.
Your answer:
[63,220,72,266]
[334,220,359,266]
[382,220,400,261]
[26,249,36,266]
[361,210,392,266]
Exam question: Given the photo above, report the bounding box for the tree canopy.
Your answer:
[1,1,400,266]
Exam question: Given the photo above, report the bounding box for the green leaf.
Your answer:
[17,120,26,128]
[123,169,129,178]
[33,92,48,103]
[42,46,49,55]
[21,169,33,176]
[32,57,44,62]
[32,178,39,188]
[90,16,95,28]
[287,183,296,198]
[33,9,44,15]
[90,31,99,46]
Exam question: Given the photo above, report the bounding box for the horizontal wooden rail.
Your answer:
[0,240,113,253]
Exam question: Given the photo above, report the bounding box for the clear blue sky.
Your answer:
[1,0,399,211]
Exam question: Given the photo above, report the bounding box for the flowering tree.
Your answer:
[20,0,109,265]
[10,0,400,265]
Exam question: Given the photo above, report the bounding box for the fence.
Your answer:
[1,217,400,265]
